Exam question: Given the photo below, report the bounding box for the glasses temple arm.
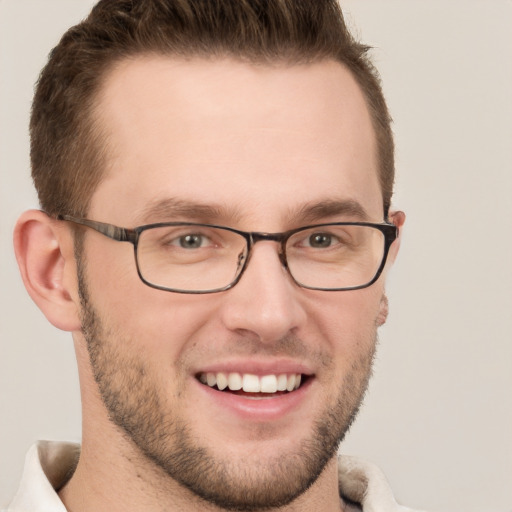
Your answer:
[57,214,136,243]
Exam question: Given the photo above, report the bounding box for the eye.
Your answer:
[147,226,230,252]
[174,233,210,249]
[307,233,334,248]
[291,227,353,251]
[177,234,205,249]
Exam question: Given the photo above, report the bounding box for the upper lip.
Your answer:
[193,358,315,377]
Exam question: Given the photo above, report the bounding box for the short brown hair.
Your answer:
[31,0,394,218]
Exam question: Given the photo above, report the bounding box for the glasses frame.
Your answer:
[58,214,398,294]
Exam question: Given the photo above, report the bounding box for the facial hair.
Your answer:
[77,257,377,511]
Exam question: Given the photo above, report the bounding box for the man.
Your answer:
[7,0,412,510]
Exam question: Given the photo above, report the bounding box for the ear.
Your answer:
[13,210,82,332]
[376,294,389,327]
[387,210,406,264]
[376,211,405,327]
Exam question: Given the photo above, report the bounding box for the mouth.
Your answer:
[196,372,308,399]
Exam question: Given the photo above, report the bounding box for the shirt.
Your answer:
[4,441,423,511]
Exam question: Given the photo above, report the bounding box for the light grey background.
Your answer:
[1,1,511,510]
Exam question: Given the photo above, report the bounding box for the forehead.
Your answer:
[90,56,382,227]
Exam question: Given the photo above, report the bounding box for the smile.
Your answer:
[198,372,303,395]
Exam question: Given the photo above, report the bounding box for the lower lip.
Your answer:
[195,377,313,422]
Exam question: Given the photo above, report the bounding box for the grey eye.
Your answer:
[308,233,332,248]
[179,234,204,248]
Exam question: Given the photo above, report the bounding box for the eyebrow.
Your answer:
[290,199,371,224]
[135,197,370,227]
[135,198,242,225]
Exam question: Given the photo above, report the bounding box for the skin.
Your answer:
[14,56,404,512]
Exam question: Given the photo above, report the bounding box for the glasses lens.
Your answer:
[136,225,247,292]
[286,224,386,290]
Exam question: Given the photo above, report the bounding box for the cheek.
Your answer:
[305,286,382,361]
[84,241,221,360]
[87,273,226,374]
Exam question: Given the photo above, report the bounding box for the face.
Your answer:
[77,56,394,509]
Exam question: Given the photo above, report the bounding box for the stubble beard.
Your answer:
[77,259,377,511]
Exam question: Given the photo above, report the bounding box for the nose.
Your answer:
[219,242,307,343]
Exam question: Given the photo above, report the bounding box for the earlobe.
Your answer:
[13,210,82,332]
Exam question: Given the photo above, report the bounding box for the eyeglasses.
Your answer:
[58,214,398,294]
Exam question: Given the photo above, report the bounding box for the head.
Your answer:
[16,1,404,510]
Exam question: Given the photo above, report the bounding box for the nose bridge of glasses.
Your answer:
[250,232,284,243]
[247,231,289,269]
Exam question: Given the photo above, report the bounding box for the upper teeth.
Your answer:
[199,372,302,393]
